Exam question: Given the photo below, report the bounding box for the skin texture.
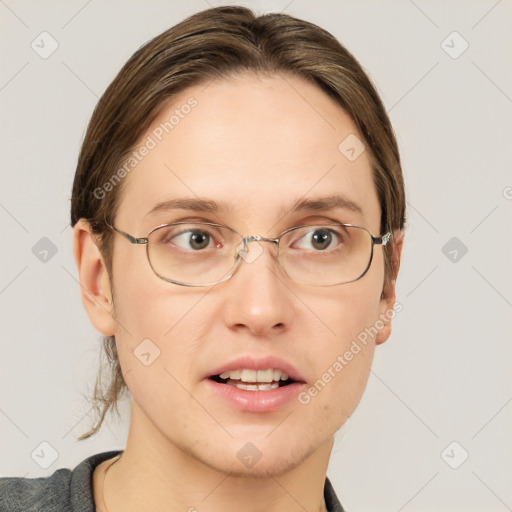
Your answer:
[74,72,403,512]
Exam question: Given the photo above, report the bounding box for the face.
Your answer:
[79,72,398,477]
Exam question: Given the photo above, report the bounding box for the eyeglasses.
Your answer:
[105,219,392,287]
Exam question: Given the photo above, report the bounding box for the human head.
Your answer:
[71,4,405,467]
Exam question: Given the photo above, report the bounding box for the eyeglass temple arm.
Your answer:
[105,218,148,245]
[373,232,392,246]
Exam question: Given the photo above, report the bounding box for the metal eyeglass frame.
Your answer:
[104,217,392,287]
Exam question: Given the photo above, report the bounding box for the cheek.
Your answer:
[112,276,209,369]
[111,279,210,430]
[111,244,205,339]
[308,256,385,349]
[109,251,217,388]
[300,274,384,424]
[310,323,376,420]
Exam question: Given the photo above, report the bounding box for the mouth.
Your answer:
[209,368,296,391]
[206,357,306,412]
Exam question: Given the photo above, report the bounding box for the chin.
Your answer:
[189,433,321,479]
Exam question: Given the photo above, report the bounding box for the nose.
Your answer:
[221,238,294,337]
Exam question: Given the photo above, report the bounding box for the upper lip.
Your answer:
[207,355,305,382]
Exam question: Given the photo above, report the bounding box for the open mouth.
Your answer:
[209,368,296,391]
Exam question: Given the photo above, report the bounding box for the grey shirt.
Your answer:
[0,451,345,511]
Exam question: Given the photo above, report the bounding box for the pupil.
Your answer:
[312,229,331,250]
[190,231,210,250]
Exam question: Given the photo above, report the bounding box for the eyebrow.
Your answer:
[144,194,363,217]
[289,195,363,215]
[145,198,234,217]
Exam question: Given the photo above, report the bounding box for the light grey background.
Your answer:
[1,1,511,510]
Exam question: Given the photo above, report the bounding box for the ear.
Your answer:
[73,219,116,336]
[375,231,404,345]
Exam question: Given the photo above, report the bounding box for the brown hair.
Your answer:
[71,5,406,439]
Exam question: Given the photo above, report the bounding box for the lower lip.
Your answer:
[206,379,305,412]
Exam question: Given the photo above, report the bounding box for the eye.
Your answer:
[172,228,215,251]
[293,227,344,251]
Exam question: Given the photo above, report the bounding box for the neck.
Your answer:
[97,402,332,512]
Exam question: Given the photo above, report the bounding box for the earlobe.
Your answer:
[73,219,116,336]
[376,231,404,345]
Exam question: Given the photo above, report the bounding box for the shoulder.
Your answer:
[0,468,73,512]
[0,450,122,512]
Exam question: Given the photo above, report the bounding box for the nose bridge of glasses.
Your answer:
[235,234,279,261]
[244,235,278,244]
[245,234,278,245]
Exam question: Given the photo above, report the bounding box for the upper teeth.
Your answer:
[219,368,289,382]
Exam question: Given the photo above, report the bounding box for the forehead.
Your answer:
[117,72,381,232]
